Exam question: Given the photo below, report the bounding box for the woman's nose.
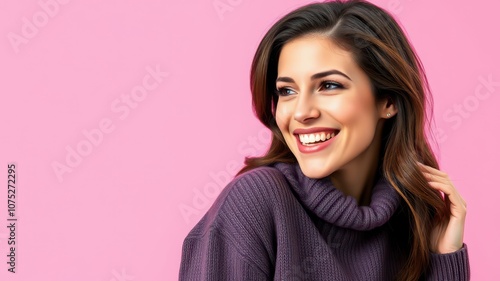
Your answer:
[294,94,320,123]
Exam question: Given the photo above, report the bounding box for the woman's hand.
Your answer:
[417,161,467,254]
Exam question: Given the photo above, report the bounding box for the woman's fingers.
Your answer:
[417,162,467,218]
[417,161,448,177]
[426,181,466,218]
[418,164,449,183]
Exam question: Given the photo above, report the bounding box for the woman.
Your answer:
[179,0,470,280]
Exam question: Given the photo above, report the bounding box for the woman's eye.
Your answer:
[275,81,343,96]
[275,87,294,96]
[321,81,343,91]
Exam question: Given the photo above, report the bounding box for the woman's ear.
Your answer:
[378,96,398,118]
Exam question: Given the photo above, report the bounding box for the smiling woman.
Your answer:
[179,1,470,280]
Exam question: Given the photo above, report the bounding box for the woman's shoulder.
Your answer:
[231,165,291,192]
[187,165,294,237]
[226,164,299,208]
[218,165,293,213]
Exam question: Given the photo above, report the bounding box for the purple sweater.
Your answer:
[179,162,470,280]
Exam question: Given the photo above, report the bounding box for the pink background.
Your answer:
[0,0,498,280]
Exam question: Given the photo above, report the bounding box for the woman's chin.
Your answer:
[297,160,336,179]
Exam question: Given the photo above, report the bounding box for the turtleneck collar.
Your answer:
[272,161,401,231]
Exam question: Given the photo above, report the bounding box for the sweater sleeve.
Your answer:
[424,243,470,280]
[179,227,270,281]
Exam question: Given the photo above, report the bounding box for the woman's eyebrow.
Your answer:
[276,69,352,83]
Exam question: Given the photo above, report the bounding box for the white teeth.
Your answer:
[298,131,337,144]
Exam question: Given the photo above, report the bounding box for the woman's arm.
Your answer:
[179,225,270,281]
[178,172,276,281]
[425,243,470,280]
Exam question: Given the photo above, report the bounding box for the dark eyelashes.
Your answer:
[274,87,294,97]
[274,80,345,97]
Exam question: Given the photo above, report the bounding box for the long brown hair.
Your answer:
[236,0,448,280]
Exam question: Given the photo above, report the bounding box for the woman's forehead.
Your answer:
[277,36,361,82]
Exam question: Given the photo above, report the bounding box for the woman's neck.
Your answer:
[328,140,382,206]
[329,165,378,206]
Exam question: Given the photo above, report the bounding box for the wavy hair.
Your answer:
[236,0,448,280]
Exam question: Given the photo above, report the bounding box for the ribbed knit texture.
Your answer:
[179,162,470,280]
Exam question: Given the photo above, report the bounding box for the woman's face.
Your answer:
[275,35,393,179]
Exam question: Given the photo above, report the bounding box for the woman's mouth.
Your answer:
[294,130,339,153]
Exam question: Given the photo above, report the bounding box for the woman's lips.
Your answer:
[293,127,339,135]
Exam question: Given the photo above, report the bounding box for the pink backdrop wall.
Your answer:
[1,0,498,280]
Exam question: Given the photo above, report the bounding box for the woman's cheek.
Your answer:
[323,97,357,123]
[275,104,291,126]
